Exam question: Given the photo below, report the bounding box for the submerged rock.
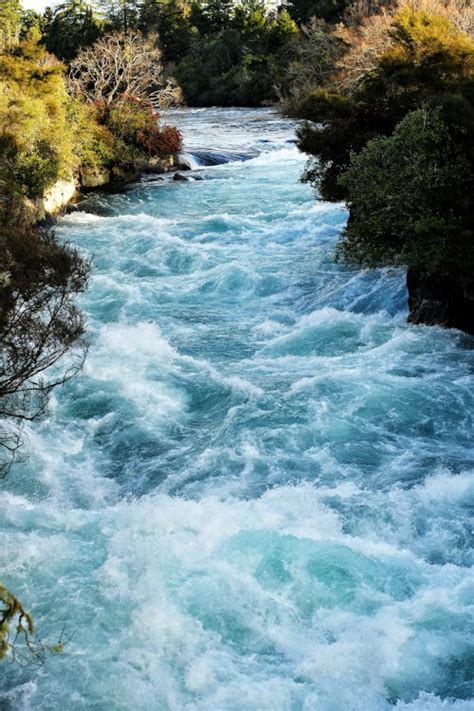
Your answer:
[173,172,191,182]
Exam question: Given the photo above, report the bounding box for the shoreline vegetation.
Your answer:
[289,0,474,334]
[0,0,473,664]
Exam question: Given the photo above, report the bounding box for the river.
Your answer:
[1,108,473,710]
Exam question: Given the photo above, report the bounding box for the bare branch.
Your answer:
[68,31,181,108]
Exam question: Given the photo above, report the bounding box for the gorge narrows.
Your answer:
[1,108,473,710]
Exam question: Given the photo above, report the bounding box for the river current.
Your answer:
[1,108,473,710]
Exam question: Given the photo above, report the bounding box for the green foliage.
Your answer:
[20,9,45,42]
[280,18,345,113]
[139,0,193,62]
[0,0,22,52]
[175,4,298,106]
[294,1,474,287]
[191,0,235,35]
[101,0,141,32]
[0,24,182,215]
[268,9,300,51]
[0,222,89,473]
[286,0,351,24]
[98,94,182,158]
[43,0,103,62]
[0,40,74,204]
[297,4,474,199]
[67,97,115,168]
[7,0,305,108]
[338,107,474,274]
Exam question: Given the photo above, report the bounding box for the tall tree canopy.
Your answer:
[43,0,103,62]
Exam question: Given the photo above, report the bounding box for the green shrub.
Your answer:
[297,4,474,202]
[101,95,182,158]
[338,107,474,275]
[292,1,474,290]
[67,98,115,169]
[0,39,74,211]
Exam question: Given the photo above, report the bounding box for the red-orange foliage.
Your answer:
[137,124,183,156]
[93,94,182,157]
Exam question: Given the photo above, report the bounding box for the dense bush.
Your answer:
[292,0,474,330]
[0,38,73,205]
[298,4,474,197]
[99,94,182,157]
[0,29,182,222]
[338,107,474,275]
[12,0,377,108]
[67,97,116,169]
[0,0,22,53]
[286,0,352,24]
[279,18,345,112]
[138,123,182,156]
[43,0,103,62]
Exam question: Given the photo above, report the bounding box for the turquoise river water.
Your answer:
[1,108,473,710]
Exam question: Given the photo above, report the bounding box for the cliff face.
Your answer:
[407,269,474,335]
[42,179,78,216]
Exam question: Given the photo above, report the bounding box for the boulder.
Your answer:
[173,172,191,182]
[43,179,77,215]
[80,167,111,189]
[111,165,140,184]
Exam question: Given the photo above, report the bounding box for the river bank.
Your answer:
[25,154,179,224]
[1,107,473,711]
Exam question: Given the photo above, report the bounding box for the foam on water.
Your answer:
[1,107,473,710]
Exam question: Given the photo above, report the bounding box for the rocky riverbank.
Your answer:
[407,268,474,335]
[25,155,179,224]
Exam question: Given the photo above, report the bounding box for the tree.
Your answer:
[100,0,141,31]
[297,2,474,200]
[285,0,350,24]
[339,106,474,332]
[0,0,22,52]
[43,0,103,62]
[19,9,44,42]
[139,0,193,62]
[294,0,474,331]
[280,17,344,110]
[190,0,235,35]
[338,108,473,274]
[68,31,177,106]
[0,226,89,473]
[0,37,75,205]
[233,0,270,43]
[267,8,299,51]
